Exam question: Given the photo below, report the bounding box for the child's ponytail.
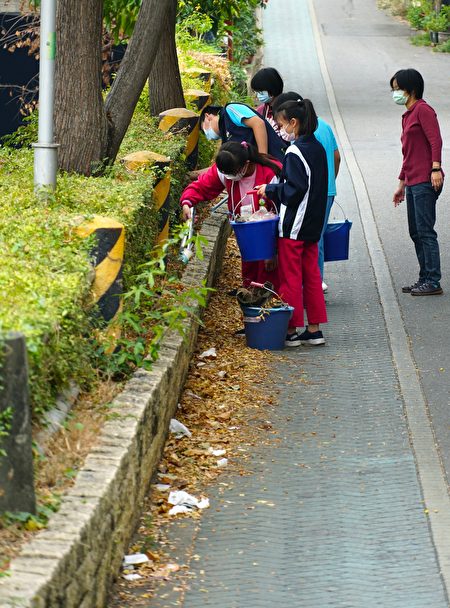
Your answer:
[274,98,318,137]
[216,141,281,176]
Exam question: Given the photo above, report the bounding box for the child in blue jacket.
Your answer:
[257,99,328,346]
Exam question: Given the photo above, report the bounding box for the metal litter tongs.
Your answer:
[179,207,196,264]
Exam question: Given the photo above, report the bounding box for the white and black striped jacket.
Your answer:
[265,135,328,242]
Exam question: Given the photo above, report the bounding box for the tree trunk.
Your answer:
[104,0,170,163]
[54,0,108,175]
[148,0,185,116]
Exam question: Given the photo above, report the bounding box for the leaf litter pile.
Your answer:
[109,235,281,606]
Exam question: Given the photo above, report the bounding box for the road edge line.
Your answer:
[307,0,450,591]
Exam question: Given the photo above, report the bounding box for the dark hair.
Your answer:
[200,105,222,125]
[250,68,284,97]
[272,91,303,114]
[274,99,318,137]
[215,141,281,176]
[390,68,424,99]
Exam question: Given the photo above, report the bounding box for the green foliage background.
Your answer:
[0,0,262,423]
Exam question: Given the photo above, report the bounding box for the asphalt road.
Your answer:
[265,0,450,481]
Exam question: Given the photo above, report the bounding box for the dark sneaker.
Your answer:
[402,280,423,293]
[234,328,246,337]
[285,332,302,347]
[411,282,443,296]
[297,328,325,346]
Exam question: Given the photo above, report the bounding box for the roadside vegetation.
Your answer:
[378,0,450,52]
[0,0,265,571]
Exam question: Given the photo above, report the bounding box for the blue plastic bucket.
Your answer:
[230,216,279,262]
[242,305,294,350]
[323,219,352,262]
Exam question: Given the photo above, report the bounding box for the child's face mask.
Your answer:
[256,91,271,104]
[224,166,247,181]
[279,122,296,142]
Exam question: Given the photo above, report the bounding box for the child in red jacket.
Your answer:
[181,141,281,290]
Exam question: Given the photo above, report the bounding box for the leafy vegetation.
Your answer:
[98,228,212,377]
[0,0,261,423]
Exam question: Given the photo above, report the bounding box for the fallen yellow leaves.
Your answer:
[109,235,280,605]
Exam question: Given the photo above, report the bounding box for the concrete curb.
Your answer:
[0,212,231,608]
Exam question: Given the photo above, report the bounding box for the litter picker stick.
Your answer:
[179,207,196,264]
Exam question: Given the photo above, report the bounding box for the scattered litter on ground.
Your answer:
[122,573,143,581]
[217,458,228,467]
[199,347,217,359]
[155,484,171,492]
[150,563,180,578]
[122,553,150,567]
[169,418,192,438]
[168,490,210,515]
[209,448,226,456]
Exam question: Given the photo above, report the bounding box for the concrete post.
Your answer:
[183,67,212,92]
[122,151,172,244]
[0,333,36,515]
[33,0,58,192]
[184,89,211,113]
[158,108,199,170]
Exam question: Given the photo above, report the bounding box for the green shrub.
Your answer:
[423,10,448,32]
[406,0,433,29]
[0,101,190,419]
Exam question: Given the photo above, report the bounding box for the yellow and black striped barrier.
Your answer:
[76,216,125,328]
[122,151,172,245]
[183,67,212,92]
[184,88,211,113]
[158,107,199,171]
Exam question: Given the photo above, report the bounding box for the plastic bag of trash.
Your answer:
[236,282,275,307]
[169,418,192,438]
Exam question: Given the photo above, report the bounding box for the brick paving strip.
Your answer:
[0,214,230,608]
[144,1,450,606]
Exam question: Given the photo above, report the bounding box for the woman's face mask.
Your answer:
[392,89,408,106]
[256,90,271,104]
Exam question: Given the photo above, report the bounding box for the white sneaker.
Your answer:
[322,281,328,294]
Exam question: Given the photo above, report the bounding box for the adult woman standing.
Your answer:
[391,68,444,296]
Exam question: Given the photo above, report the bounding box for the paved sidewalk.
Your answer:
[142,1,450,606]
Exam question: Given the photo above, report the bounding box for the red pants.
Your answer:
[241,260,280,292]
[277,238,327,329]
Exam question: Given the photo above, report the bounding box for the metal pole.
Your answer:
[33,0,58,191]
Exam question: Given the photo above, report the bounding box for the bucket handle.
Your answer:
[231,190,276,220]
[330,200,349,222]
[249,281,290,308]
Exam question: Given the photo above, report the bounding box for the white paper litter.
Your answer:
[199,347,217,359]
[217,458,228,467]
[123,573,143,581]
[168,490,210,515]
[209,448,226,457]
[155,484,171,492]
[123,553,149,567]
[169,418,192,438]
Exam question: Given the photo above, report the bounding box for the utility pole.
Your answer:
[33,0,58,192]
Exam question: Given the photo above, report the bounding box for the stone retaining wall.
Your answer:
[0,212,231,608]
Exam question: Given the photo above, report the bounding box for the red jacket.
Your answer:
[398,99,444,185]
[180,162,281,215]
